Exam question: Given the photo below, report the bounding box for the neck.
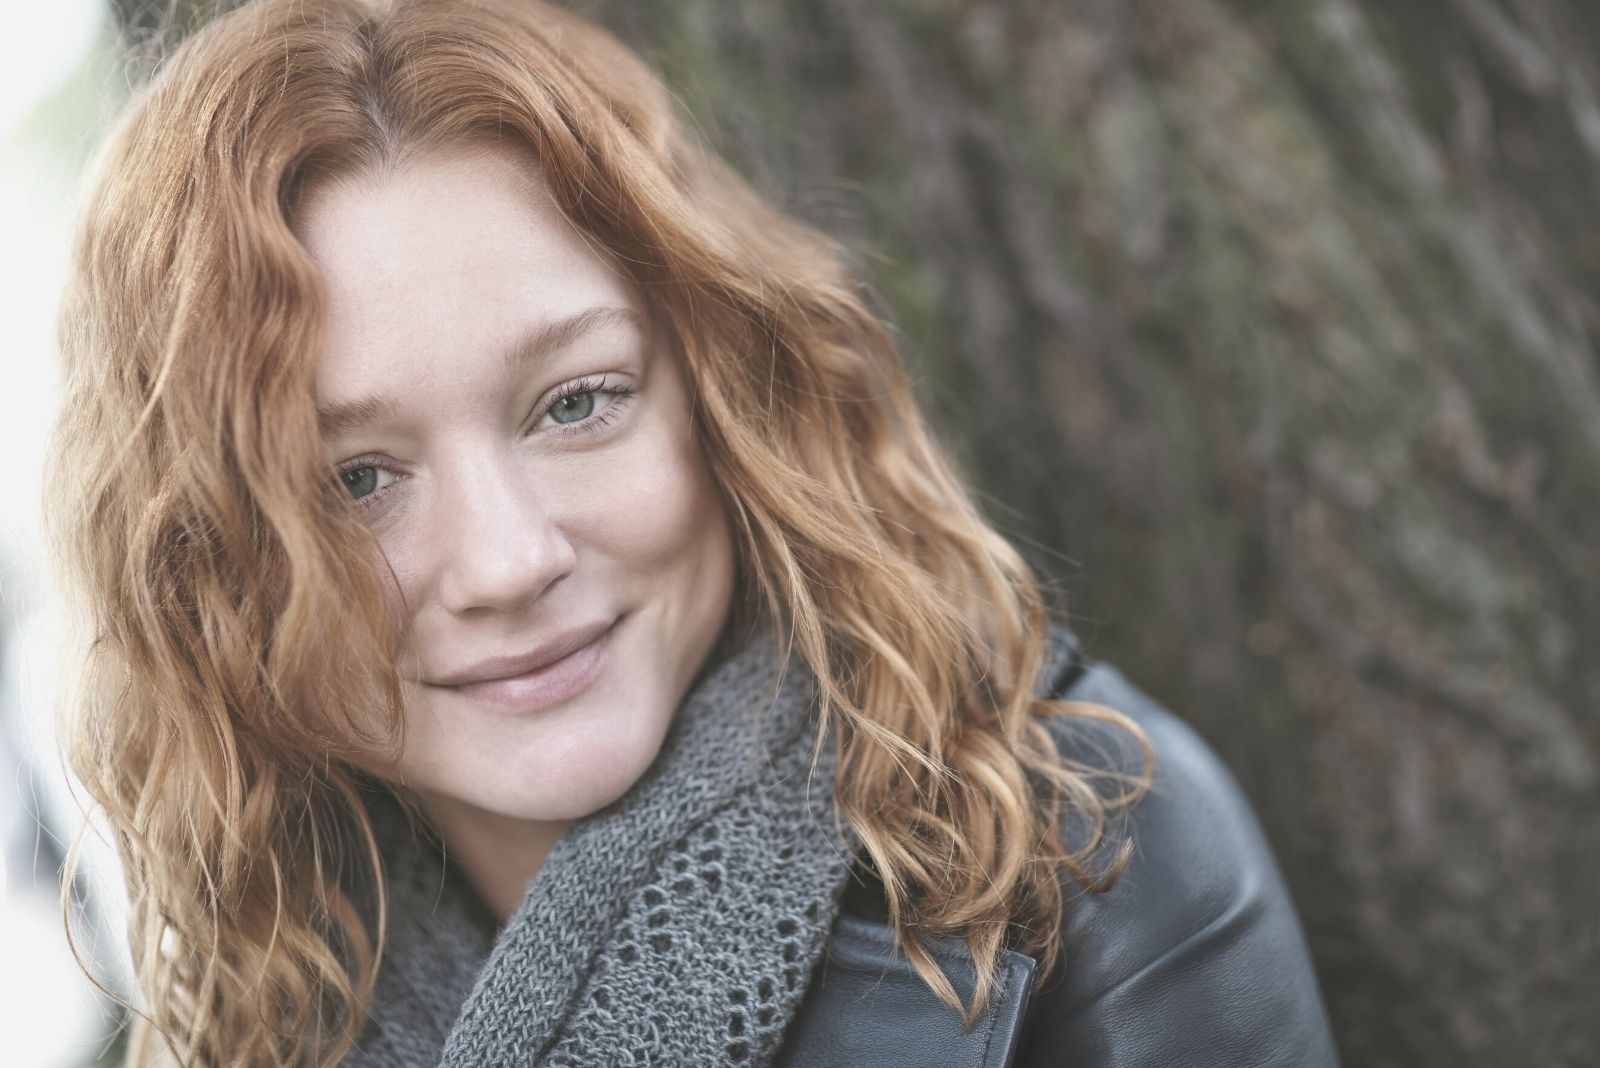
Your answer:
[415,791,573,923]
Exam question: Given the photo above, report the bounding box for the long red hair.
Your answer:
[48,1,1151,1063]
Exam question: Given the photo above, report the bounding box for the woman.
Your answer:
[47,0,1340,1065]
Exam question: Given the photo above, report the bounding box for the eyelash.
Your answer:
[334,374,638,510]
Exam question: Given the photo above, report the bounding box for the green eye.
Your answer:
[550,391,596,424]
[341,466,379,499]
[339,464,399,502]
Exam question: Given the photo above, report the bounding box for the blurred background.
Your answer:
[4,1,1597,1065]
[2,2,134,1065]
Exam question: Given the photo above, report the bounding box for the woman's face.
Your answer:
[298,142,736,829]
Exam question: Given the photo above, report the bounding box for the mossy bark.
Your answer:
[581,3,1600,1064]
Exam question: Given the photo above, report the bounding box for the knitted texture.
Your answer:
[343,624,855,1067]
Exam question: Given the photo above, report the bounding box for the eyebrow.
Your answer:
[315,304,643,437]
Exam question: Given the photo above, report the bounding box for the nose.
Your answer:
[433,452,576,616]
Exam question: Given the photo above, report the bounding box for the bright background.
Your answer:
[1,1,134,1064]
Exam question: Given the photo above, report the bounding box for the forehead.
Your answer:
[294,141,641,392]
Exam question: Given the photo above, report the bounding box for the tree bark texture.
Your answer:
[570,2,1599,1064]
[117,1,1600,1064]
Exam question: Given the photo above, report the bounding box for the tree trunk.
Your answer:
[117,1,1600,1064]
[576,2,1600,1064]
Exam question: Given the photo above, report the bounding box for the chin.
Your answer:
[475,702,680,823]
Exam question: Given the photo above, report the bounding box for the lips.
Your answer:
[429,617,617,713]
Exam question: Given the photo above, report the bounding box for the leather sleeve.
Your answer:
[1016,641,1342,1067]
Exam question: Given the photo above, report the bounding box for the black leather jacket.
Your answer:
[776,627,1342,1066]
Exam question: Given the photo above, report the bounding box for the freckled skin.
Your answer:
[297,142,736,914]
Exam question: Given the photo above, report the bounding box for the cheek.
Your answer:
[359,534,429,666]
[593,420,732,592]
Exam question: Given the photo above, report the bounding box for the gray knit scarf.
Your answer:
[343,623,856,1067]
